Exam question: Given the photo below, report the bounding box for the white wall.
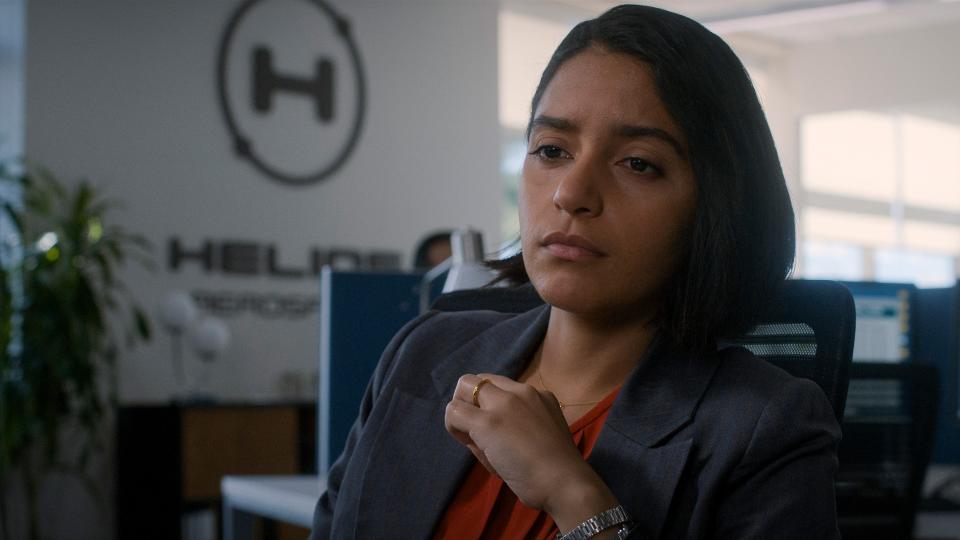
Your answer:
[25,0,501,404]
[784,23,960,116]
[20,1,499,539]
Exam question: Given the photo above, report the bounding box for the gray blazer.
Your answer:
[309,304,842,539]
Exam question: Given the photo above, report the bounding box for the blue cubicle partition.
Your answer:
[914,285,960,465]
[318,269,421,476]
[317,269,445,476]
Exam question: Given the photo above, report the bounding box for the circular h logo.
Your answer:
[217,0,366,186]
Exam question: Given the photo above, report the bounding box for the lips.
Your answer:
[541,231,607,260]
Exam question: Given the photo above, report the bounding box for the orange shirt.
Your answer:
[433,387,621,540]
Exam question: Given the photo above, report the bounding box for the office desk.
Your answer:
[916,511,960,539]
[222,475,323,540]
[221,475,959,540]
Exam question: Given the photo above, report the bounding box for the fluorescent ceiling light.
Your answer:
[704,0,889,34]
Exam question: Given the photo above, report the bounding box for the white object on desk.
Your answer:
[221,475,325,540]
[915,512,960,539]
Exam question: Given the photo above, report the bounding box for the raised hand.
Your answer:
[443,372,618,525]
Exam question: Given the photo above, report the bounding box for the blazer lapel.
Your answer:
[355,305,551,539]
[589,337,720,539]
[590,434,693,539]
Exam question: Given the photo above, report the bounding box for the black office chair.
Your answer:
[835,362,940,540]
[433,279,856,422]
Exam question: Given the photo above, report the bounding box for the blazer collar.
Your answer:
[429,303,551,397]
[430,303,720,448]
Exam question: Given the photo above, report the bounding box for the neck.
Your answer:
[534,305,658,404]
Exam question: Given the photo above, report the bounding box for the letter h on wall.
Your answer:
[253,46,334,121]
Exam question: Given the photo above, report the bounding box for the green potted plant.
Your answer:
[0,161,154,540]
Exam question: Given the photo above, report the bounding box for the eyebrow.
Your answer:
[530,114,687,159]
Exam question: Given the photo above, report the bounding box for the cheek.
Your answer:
[517,178,529,230]
[518,186,538,258]
[615,195,696,275]
[518,163,548,240]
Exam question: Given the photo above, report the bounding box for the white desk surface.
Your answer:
[221,475,325,528]
[916,511,960,539]
[220,474,959,538]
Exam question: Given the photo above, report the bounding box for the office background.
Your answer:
[2,0,960,539]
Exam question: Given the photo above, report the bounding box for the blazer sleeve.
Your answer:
[712,377,842,539]
[307,310,438,540]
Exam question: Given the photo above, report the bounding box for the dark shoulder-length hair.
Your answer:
[489,4,795,352]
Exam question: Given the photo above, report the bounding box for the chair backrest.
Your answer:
[720,279,856,422]
[432,279,856,422]
[835,362,940,540]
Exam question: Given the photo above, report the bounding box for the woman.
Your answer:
[309,5,841,539]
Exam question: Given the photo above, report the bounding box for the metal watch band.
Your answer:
[555,505,633,540]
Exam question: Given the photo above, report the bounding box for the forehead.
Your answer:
[534,48,683,139]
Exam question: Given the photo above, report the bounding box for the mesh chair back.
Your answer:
[432,279,856,422]
[720,280,855,422]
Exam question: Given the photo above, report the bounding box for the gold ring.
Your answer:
[472,378,491,407]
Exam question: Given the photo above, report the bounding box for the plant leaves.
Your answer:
[1,159,156,514]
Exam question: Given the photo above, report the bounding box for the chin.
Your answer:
[527,259,661,323]
[530,270,609,315]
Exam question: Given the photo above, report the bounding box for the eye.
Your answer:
[619,157,662,176]
[529,145,571,160]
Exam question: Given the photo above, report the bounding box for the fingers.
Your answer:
[453,373,510,409]
[445,397,482,441]
[444,397,498,476]
[477,373,528,393]
[454,372,552,409]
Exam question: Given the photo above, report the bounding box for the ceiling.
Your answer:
[502,0,960,43]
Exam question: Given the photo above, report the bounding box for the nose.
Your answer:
[552,156,603,218]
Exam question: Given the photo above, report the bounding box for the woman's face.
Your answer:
[520,47,697,321]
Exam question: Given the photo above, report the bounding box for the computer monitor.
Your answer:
[842,281,916,363]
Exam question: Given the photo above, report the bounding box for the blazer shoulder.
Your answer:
[712,346,815,406]
[703,350,842,539]
[401,308,522,355]
[694,346,838,453]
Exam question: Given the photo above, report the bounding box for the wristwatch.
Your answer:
[555,505,635,540]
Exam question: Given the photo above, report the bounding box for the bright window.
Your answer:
[803,208,897,248]
[801,111,897,202]
[875,249,955,288]
[803,241,864,281]
[799,109,960,286]
[902,114,960,212]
